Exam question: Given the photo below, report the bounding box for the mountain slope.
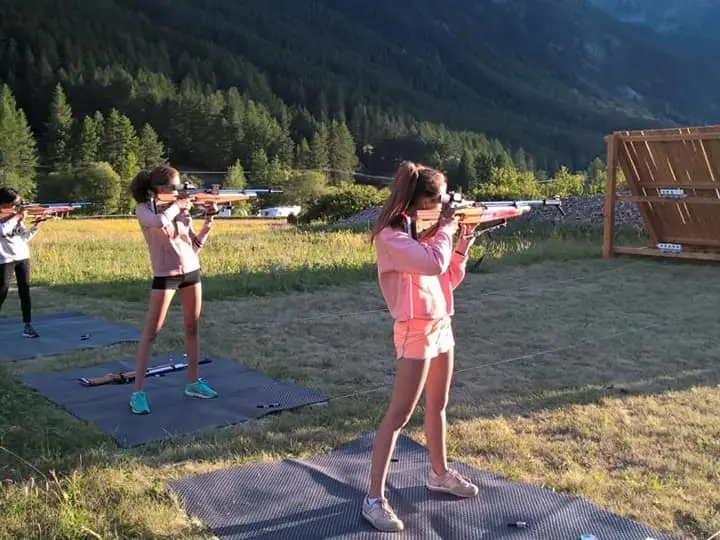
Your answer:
[1,0,719,172]
[587,0,720,39]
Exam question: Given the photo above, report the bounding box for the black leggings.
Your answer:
[0,259,31,324]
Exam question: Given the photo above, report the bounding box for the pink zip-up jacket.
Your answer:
[136,201,212,277]
[374,219,467,322]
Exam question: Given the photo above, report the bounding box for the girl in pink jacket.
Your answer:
[128,166,218,415]
[363,161,480,533]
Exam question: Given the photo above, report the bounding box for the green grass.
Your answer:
[0,218,717,539]
[29,218,649,301]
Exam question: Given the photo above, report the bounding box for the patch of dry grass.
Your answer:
[0,248,718,538]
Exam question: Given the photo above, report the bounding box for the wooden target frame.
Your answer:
[603,125,720,261]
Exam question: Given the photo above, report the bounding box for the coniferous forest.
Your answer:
[1,0,717,213]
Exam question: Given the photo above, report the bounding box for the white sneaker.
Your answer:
[362,497,405,532]
[427,468,479,498]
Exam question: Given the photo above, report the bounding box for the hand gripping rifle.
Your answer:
[78,357,213,387]
[0,201,93,221]
[155,182,283,216]
[413,192,564,240]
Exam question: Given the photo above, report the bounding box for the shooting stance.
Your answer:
[0,186,43,339]
[128,165,218,415]
[363,161,480,533]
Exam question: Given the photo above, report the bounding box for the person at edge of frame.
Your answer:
[0,186,44,339]
[127,165,219,415]
[363,160,480,533]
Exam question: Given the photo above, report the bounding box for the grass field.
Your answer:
[0,218,718,539]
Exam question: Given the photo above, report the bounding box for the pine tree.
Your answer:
[100,109,140,212]
[43,83,74,171]
[137,123,166,168]
[309,124,329,173]
[77,114,102,164]
[249,148,269,186]
[327,120,358,184]
[225,159,246,189]
[0,84,39,198]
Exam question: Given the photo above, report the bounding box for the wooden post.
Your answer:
[603,133,618,258]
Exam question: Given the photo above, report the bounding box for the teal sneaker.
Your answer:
[130,391,150,414]
[184,378,218,399]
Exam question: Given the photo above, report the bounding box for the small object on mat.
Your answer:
[18,353,328,448]
[0,311,141,362]
[580,535,598,540]
[165,434,679,540]
[256,402,280,409]
[508,521,528,528]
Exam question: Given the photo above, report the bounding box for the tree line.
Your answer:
[1,79,616,219]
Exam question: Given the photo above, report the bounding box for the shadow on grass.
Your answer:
[31,225,649,302]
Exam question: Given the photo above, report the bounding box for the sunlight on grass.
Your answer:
[0,219,717,539]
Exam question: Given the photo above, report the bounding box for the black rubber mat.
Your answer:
[0,311,141,362]
[167,433,678,540]
[18,352,328,447]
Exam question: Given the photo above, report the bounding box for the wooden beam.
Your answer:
[616,133,720,142]
[616,195,720,204]
[603,133,618,258]
[614,247,720,261]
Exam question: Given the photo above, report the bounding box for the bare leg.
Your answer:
[423,349,454,476]
[134,288,175,391]
[178,282,202,383]
[367,357,431,499]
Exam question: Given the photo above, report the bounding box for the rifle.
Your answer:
[413,192,564,240]
[0,201,93,220]
[155,182,282,215]
[78,357,213,387]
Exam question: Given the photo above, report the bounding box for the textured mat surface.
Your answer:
[0,311,141,362]
[167,434,678,540]
[19,352,328,447]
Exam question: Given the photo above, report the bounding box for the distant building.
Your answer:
[257,206,302,218]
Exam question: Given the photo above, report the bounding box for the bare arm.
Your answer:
[189,216,214,253]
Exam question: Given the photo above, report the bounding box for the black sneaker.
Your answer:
[23,324,39,339]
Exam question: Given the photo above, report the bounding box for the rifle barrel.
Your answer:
[479,198,561,207]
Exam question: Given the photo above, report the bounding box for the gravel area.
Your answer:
[334,194,644,230]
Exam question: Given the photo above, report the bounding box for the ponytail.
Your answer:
[370,161,445,243]
[129,170,153,203]
[129,166,180,203]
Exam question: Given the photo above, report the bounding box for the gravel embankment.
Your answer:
[334,195,644,230]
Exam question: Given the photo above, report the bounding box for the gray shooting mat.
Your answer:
[0,310,141,362]
[167,434,678,540]
[18,352,328,448]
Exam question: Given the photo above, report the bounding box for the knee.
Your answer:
[384,409,414,431]
[426,394,449,415]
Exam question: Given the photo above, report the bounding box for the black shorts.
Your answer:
[152,269,201,290]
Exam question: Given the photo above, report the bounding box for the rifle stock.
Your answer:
[0,202,93,218]
[414,194,563,234]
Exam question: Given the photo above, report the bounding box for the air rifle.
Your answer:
[78,357,213,387]
[0,201,93,220]
[413,192,564,239]
[155,182,282,215]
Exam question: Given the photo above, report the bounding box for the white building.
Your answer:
[257,206,302,218]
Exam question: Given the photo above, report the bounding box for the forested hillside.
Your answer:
[0,0,717,213]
